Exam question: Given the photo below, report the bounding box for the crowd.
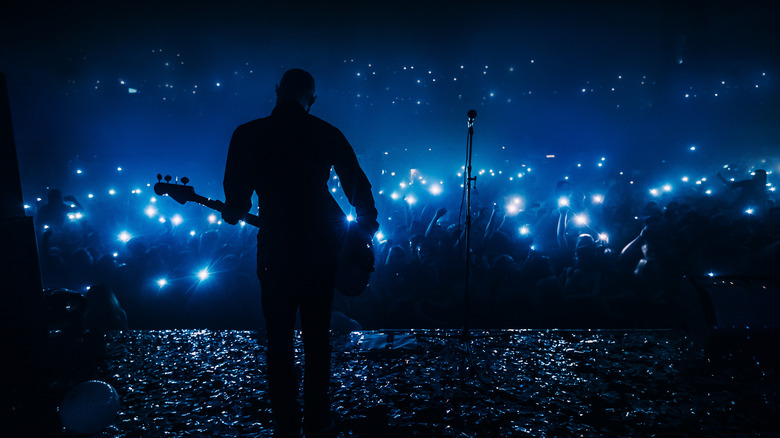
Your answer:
[32,163,779,332]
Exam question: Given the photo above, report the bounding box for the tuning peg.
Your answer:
[165,175,172,183]
[181,176,189,185]
[157,173,162,182]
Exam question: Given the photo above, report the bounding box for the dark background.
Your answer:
[2,0,778,207]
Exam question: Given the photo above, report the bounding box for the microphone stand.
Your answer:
[460,109,478,378]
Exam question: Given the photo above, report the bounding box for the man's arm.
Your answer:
[332,130,379,239]
[222,126,253,225]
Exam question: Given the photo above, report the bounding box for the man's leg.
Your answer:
[299,270,335,436]
[259,268,301,437]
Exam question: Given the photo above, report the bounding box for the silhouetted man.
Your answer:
[222,69,378,438]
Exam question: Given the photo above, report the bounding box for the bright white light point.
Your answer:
[112,252,118,257]
[346,214,355,222]
[332,188,337,193]
[208,214,217,224]
[375,231,384,241]
[746,208,754,215]
[708,272,715,277]
[76,169,82,174]
[216,82,220,86]
[663,184,672,192]
[690,146,696,151]
[171,214,183,226]
[558,197,569,207]
[429,185,442,195]
[157,278,167,287]
[118,231,131,243]
[117,167,122,171]
[682,176,689,182]
[577,163,582,167]
[197,268,209,281]
[390,192,400,200]
[405,195,417,205]
[109,189,116,195]
[190,230,196,236]
[598,233,609,242]
[88,193,94,198]
[24,204,30,209]
[390,172,395,176]
[144,205,158,218]
[650,189,659,196]
[598,163,603,167]
[158,217,166,223]
[574,215,588,226]
[592,194,604,204]
[519,226,530,235]
[706,190,712,195]
[150,197,157,203]
[581,89,586,93]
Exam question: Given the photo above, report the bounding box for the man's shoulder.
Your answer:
[235,115,272,132]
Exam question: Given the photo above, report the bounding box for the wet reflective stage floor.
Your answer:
[75,329,778,437]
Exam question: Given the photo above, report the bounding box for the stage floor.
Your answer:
[57,329,778,437]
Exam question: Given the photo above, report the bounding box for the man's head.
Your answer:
[276,68,316,111]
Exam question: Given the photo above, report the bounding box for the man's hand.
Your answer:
[221,209,241,225]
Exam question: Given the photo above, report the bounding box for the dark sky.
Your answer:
[2,0,779,202]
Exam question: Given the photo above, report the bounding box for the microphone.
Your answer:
[467,109,477,121]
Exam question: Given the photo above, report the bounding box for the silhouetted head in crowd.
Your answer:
[753,169,767,184]
[555,180,572,199]
[415,239,436,264]
[126,237,148,259]
[574,234,597,269]
[276,68,316,112]
[48,188,64,205]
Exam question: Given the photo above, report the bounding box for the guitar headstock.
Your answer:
[154,174,195,205]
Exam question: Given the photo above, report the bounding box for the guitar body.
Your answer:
[335,224,375,297]
[154,177,374,297]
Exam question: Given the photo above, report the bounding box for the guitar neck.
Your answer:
[192,193,260,228]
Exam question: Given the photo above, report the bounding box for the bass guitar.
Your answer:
[153,174,374,297]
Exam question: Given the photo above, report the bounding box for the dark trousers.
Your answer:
[258,264,335,437]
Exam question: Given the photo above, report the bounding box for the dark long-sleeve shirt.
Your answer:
[223,102,378,266]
